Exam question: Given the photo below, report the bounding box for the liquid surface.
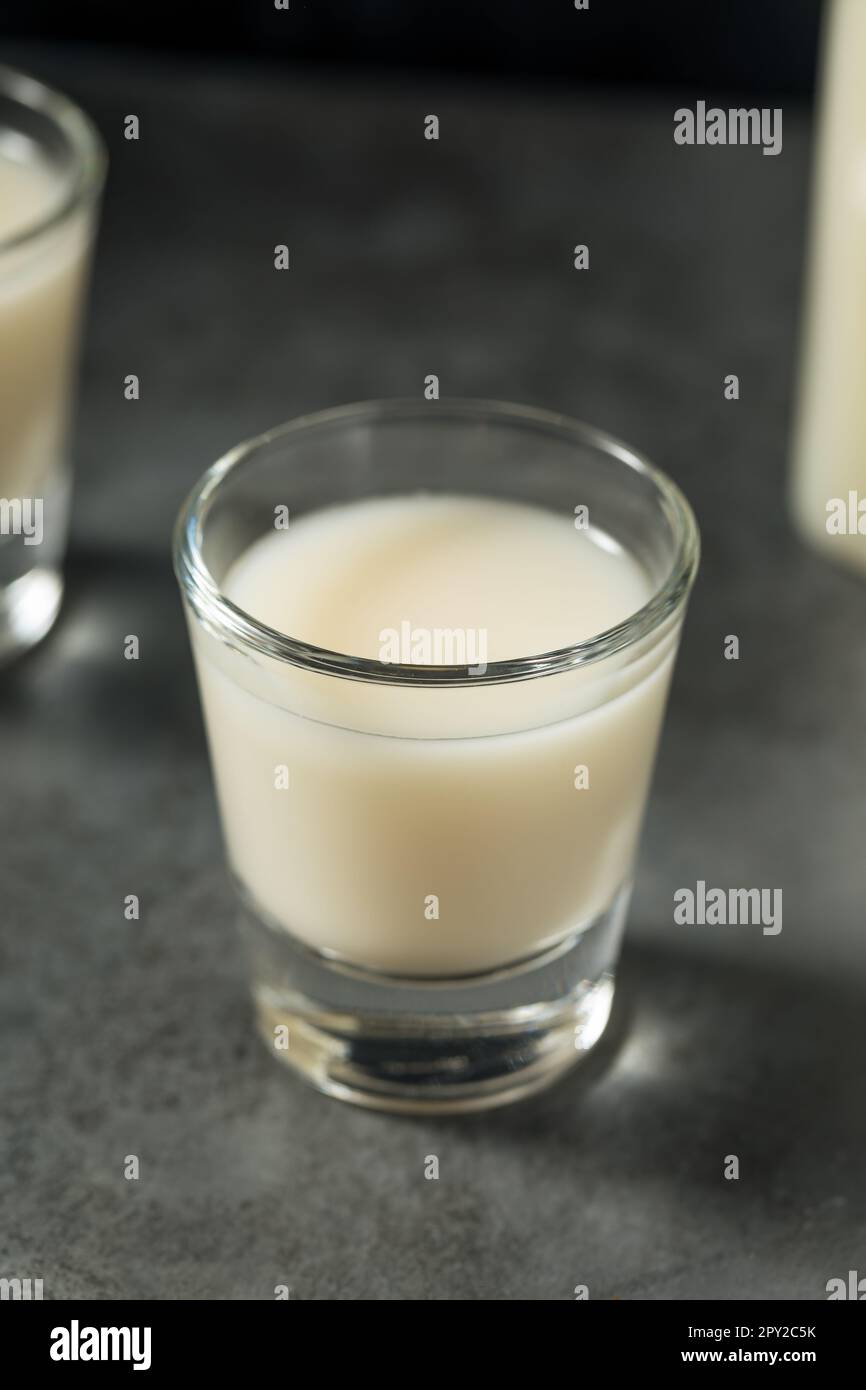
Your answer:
[224,493,652,662]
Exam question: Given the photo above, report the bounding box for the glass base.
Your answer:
[0,564,63,665]
[239,883,630,1114]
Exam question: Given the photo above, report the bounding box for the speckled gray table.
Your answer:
[1,43,864,1300]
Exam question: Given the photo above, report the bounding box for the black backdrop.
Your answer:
[0,0,824,95]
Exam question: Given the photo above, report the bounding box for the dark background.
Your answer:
[1,0,824,95]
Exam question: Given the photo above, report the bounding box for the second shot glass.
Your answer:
[0,65,105,661]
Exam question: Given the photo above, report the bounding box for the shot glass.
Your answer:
[0,66,105,662]
[174,399,699,1113]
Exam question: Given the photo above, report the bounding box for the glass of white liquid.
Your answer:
[0,66,105,662]
[175,399,699,1113]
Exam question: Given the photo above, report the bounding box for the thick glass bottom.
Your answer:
[238,881,630,1114]
[0,564,63,664]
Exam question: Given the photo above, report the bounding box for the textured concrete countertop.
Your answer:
[1,43,864,1300]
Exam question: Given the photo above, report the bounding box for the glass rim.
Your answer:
[0,63,106,255]
[173,397,701,687]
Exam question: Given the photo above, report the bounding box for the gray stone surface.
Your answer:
[1,44,864,1300]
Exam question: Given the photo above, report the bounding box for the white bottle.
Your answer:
[791,0,866,574]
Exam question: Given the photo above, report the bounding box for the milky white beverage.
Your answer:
[0,145,91,507]
[0,73,103,662]
[791,0,866,574]
[190,493,677,977]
